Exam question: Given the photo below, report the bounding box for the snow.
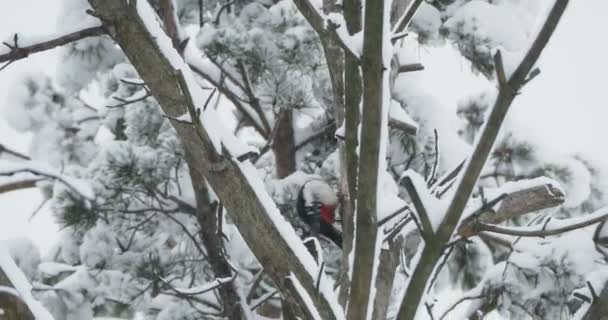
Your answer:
[401,170,450,232]
[0,243,55,320]
[325,13,362,57]
[287,273,323,320]
[167,276,233,295]
[38,262,80,277]
[389,100,418,132]
[0,160,94,200]
[444,1,530,53]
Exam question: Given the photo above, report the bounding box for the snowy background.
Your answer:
[0,0,607,255]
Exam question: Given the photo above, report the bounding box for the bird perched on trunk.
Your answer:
[296,179,342,249]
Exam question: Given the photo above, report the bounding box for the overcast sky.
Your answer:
[0,0,607,253]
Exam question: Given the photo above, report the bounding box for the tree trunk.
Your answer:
[271,109,296,179]
[0,268,35,320]
[338,0,362,308]
[347,0,387,318]
[188,161,246,319]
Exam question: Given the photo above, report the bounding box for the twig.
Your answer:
[402,176,434,239]
[0,144,30,160]
[478,209,608,237]
[378,204,411,227]
[398,63,424,74]
[391,0,424,43]
[0,26,106,65]
[439,294,486,320]
[246,269,265,303]
[107,88,152,108]
[427,129,439,187]
[315,262,325,292]
[214,1,236,26]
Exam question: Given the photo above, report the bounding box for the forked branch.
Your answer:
[396,1,570,319]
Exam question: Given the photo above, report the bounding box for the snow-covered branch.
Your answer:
[457,178,565,238]
[0,160,94,200]
[0,245,55,320]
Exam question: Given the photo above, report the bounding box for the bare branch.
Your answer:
[0,26,105,64]
[478,207,608,237]
[0,144,30,161]
[0,179,40,194]
[397,63,425,74]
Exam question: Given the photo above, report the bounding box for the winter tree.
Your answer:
[1,0,607,319]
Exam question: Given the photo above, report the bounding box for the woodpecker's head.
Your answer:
[298,179,338,224]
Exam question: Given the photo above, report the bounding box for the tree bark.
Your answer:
[346,0,387,318]
[188,163,245,319]
[582,284,608,320]
[0,268,35,320]
[338,0,362,307]
[87,1,341,318]
[271,109,296,179]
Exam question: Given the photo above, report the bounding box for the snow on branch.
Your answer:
[291,0,361,59]
[389,101,418,135]
[0,26,105,70]
[0,245,55,320]
[0,160,94,200]
[401,171,438,238]
[457,177,565,238]
[86,0,343,318]
[160,276,234,296]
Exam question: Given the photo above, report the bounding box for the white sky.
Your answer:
[0,0,607,253]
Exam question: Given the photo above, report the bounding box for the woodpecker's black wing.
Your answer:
[320,221,342,249]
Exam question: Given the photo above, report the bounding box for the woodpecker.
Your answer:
[296,179,342,248]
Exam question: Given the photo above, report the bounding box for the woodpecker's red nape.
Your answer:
[320,205,335,224]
